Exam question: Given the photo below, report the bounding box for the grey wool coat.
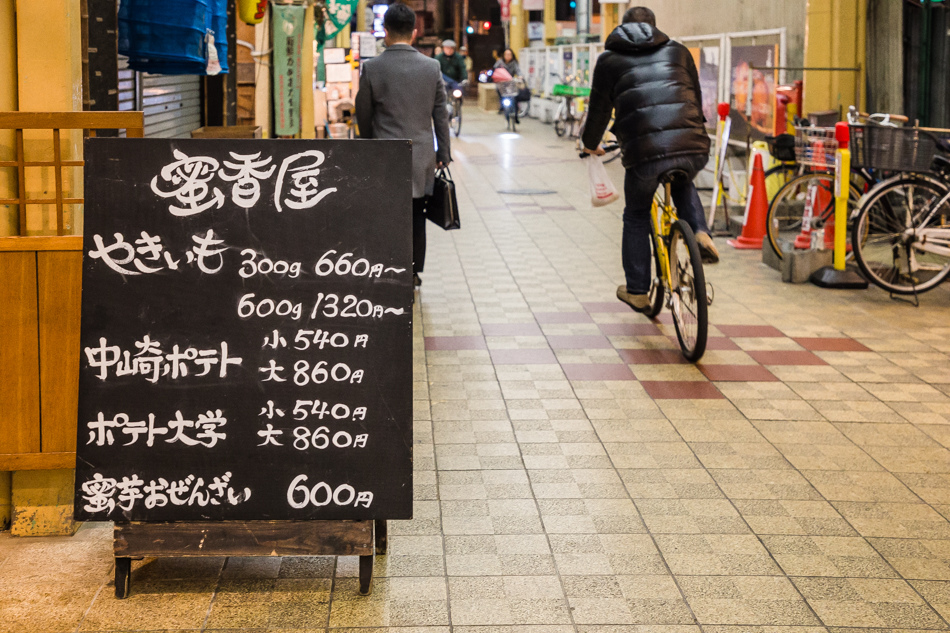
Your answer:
[355,43,452,198]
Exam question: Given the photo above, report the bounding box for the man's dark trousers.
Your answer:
[622,155,709,294]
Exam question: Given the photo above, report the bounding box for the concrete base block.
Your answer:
[762,239,783,271]
[781,248,833,284]
[11,469,79,537]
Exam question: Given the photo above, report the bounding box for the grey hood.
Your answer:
[605,22,670,53]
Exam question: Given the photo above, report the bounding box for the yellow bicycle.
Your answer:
[643,168,710,362]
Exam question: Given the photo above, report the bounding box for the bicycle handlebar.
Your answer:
[579,143,620,159]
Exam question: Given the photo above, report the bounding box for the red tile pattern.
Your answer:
[618,349,689,365]
[716,325,786,338]
[793,337,873,352]
[748,350,828,366]
[599,323,664,336]
[640,381,725,399]
[699,364,779,382]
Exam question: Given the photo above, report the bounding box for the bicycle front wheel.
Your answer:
[669,220,708,362]
[851,174,950,294]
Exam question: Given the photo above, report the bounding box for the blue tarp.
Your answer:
[119,0,229,75]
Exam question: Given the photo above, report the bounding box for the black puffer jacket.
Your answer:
[581,23,709,170]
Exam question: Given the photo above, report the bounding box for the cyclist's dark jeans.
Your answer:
[443,75,460,91]
[622,154,710,294]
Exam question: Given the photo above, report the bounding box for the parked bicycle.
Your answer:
[447,80,468,137]
[764,108,949,262]
[851,129,950,297]
[551,74,588,139]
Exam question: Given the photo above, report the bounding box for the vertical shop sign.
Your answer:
[74,139,413,522]
[273,4,306,136]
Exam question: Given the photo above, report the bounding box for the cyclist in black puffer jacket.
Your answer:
[581,7,719,313]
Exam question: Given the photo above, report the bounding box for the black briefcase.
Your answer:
[426,167,461,230]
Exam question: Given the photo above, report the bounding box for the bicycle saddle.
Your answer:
[658,169,690,185]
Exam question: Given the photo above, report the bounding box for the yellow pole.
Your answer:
[509,0,524,56]
[357,0,368,32]
[301,4,316,138]
[543,0,556,44]
[833,123,850,271]
[601,3,618,41]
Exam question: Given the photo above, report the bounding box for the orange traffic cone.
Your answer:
[728,153,768,250]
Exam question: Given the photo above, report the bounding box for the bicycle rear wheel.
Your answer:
[851,175,950,294]
[668,220,708,362]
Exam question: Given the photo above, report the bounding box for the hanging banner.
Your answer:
[323,0,360,39]
[273,4,306,136]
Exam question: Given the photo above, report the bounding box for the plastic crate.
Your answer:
[850,125,938,172]
[551,84,590,98]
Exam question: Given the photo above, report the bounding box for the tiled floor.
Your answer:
[4,106,950,632]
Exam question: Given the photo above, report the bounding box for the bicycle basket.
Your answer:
[794,126,838,168]
[765,134,796,162]
[849,125,939,172]
[498,81,522,98]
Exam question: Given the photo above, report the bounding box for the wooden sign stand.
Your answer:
[113,519,388,598]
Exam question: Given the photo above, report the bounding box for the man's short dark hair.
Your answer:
[622,6,656,27]
[384,3,416,38]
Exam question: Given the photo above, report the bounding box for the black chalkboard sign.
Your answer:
[74,139,413,522]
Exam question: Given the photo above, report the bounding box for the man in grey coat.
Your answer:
[356,2,451,287]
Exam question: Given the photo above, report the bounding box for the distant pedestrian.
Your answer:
[493,48,521,77]
[436,39,467,91]
[355,2,452,288]
[581,6,719,313]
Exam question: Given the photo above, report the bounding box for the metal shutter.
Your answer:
[140,74,201,138]
[117,57,201,138]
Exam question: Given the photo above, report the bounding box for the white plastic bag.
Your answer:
[587,155,620,207]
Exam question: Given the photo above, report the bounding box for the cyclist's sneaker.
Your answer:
[696,232,720,264]
[617,285,651,313]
